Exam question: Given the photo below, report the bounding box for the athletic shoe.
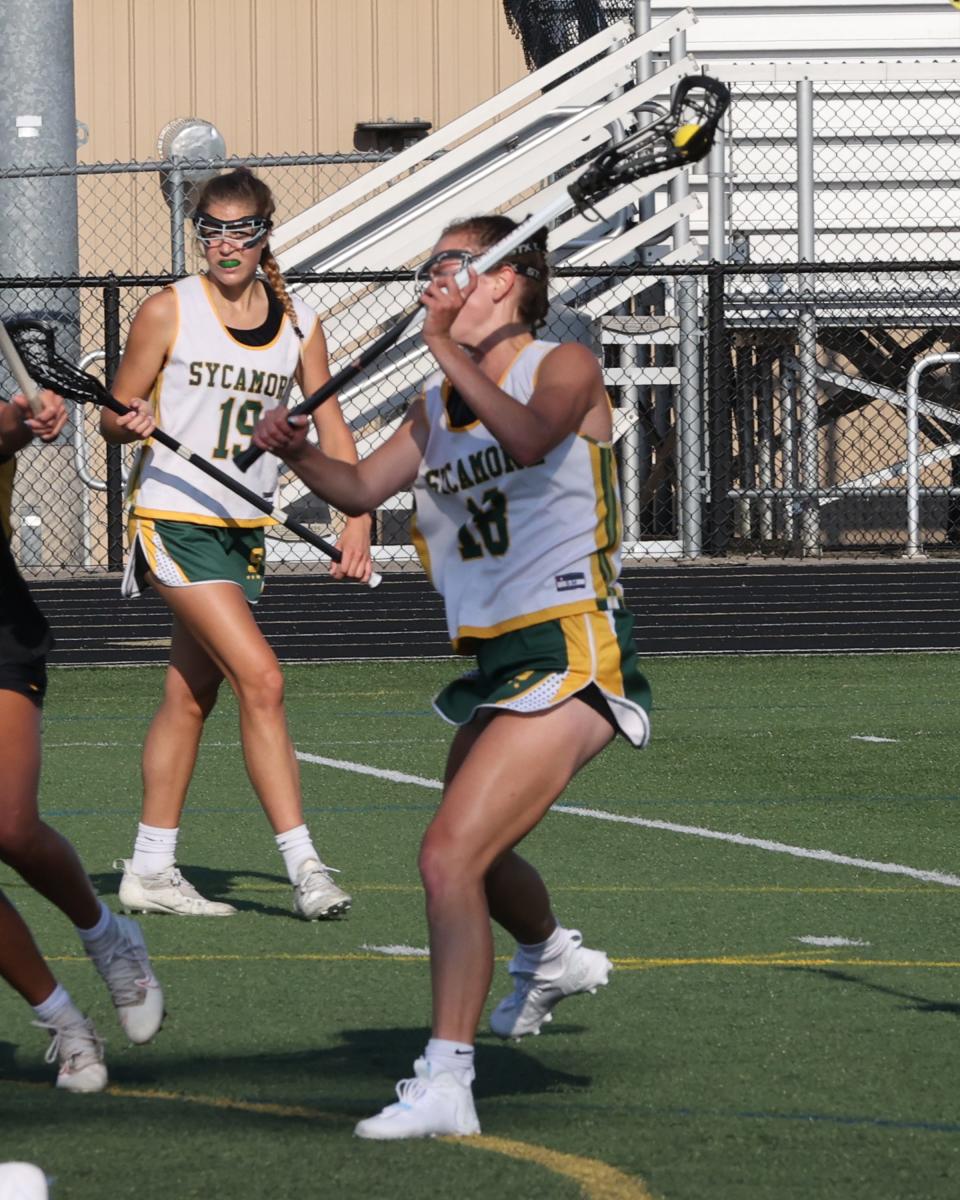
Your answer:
[33,1015,107,1093]
[292,858,351,920]
[489,929,612,1039]
[0,1162,48,1200]
[115,859,237,917]
[86,914,165,1044]
[354,1057,480,1140]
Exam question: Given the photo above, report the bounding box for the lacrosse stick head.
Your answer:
[3,319,105,405]
[568,73,730,214]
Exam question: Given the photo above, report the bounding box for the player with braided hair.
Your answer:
[100,167,370,921]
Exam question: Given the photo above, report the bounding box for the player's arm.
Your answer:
[99,289,174,444]
[0,390,68,454]
[295,317,374,580]
[253,396,427,518]
[420,273,600,463]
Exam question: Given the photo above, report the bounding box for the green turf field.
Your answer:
[2,653,960,1199]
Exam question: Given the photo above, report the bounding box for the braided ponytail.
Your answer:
[260,248,305,341]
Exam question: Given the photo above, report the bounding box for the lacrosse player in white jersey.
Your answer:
[100,168,372,921]
[253,213,651,1139]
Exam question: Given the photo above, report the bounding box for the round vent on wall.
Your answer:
[156,117,227,210]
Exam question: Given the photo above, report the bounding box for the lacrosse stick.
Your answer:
[0,320,43,415]
[0,319,381,587]
[234,72,729,473]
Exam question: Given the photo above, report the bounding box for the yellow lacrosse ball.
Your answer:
[673,123,701,149]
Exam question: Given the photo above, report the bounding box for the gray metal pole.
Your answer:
[905,354,960,558]
[757,348,775,541]
[668,31,690,249]
[676,276,702,556]
[707,129,726,263]
[796,79,820,556]
[634,1,656,233]
[170,162,187,274]
[0,0,83,569]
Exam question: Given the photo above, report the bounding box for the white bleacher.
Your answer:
[271,10,707,557]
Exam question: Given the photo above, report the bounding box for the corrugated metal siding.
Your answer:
[74,0,528,163]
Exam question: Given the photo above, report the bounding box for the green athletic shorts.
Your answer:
[124,515,267,604]
[433,608,652,747]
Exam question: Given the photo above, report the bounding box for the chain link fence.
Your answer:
[2,73,959,580]
[726,77,960,264]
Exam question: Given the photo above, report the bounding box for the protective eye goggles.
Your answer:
[414,247,543,286]
[192,212,272,250]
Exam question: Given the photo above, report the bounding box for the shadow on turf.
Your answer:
[795,967,960,1016]
[0,1027,592,1115]
[87,864,297,919]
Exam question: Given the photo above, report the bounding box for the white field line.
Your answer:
[555,805,960,888]
[794,936,869,947]
[296,752,960,890]
[851,735,899,744]
[296,751,442,790]
[361,943,430,957]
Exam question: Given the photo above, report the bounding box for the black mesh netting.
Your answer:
[503,0,609,70]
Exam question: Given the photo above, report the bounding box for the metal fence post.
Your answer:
[905,352,960,558]
[676,275,702,556]
[170,161,187,275]
[796,79,821,557]
[706,265,732,554]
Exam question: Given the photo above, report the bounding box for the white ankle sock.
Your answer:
[130,823,178,876]
[275,824,320,884]
[32,983,84,1027]
[75,899,116,951]
[424,1037,475,1083]
[516,923,570,976]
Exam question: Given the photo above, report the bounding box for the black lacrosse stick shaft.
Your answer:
[2,318,345,564]
[96,391,345,562]
[234,303,422,473]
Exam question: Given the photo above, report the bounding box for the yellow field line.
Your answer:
[615,956,960,970]
[41,951,960,969]
[448,1135,657,1199]
[0,1080,655,1199]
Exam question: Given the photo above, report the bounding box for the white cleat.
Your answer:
[489,929,612,1040]
[115,859,237,917]
[354,1058,480,1141]
[86,914,165,1044]
[0,1162,49,1200]
[292,858,351,920]
[33,1016,107,1094]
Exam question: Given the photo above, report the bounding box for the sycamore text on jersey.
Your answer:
[423,444,545,496]
[187,361,292,398]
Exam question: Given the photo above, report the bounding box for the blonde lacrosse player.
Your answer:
[0,388,163,1092]
[252,214,651,1139]
[100,168,372,921]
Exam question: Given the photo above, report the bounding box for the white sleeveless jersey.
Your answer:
[126,274,318,526]
[411,340,625,649]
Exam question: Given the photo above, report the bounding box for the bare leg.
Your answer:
[419,698,615,1044]
[446,721,557,945]
[0,689,100,929]
[0,890,57,1005]
[140,613,224,829]
[147,579,305,834]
